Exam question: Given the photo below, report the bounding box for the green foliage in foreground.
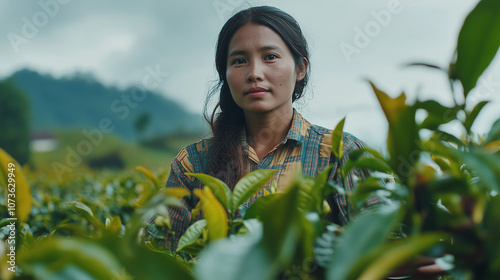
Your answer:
[1,1,500,279]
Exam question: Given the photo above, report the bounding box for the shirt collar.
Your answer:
[282,108,305,146]
[241,109,306,150]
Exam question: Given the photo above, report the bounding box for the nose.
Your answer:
[247,60,264,82]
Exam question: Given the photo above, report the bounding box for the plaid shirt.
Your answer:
[147,110,382,250]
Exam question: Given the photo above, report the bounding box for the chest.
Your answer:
[241,141,330,205]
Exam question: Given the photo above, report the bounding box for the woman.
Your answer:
[151,5,379,248]
[148,6,442,277]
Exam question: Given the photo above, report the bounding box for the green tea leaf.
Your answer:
[67,201,94,217]
[416,100,457,130]
[327,204,403,280]
[126,193,182,240]
[237,219,263,236]
[194,187,228,242]
[187,173,232,211]
[177,219,207,253]
[332,118,346,160]
[136,165,160,190]
[451,0,500,97]
[482,196,500,276]
[464,100,489,133]
[357,157,393,173]
[326,181,346,196]
[134,180,155,208]
[195,231,273,280]
[261,182,312,268]
[19,238,124,280]
[455,147,500,192]
[432,130,463,147]
[0,218,14,228]
[101,235,195,280]
[358,234,445,280]
[145,223,166,240]
[129,246,195,280]
[355,148,385,161]
[67,201,104,231]
[159,187,191,199]
[311,164,334,213]
[51,223,87,237]
[350,177,387,210]
[296,175,319,213]
[370,82,420,183]
[485,141,500,154]
[344,157,392,177]
[0,148,33,223]
[232,170,276,210]
[430,156,452,173]
[179,240,206,256]
[105,216,122,235]
[484,118,500,144]
[347,148,366,162]
[243,193,283,220]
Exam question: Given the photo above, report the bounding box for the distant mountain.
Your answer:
[6,69,208,140]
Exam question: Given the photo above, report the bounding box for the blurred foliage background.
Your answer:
[0,81,31,166]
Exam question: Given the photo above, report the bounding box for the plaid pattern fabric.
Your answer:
[146,110,382,250]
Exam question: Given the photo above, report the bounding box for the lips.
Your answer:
[245,86,270,95]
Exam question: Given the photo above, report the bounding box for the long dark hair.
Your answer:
[204,6,310,189]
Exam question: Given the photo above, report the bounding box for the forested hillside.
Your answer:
[6,69,207,140]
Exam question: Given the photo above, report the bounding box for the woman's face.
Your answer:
[226,23,307,115]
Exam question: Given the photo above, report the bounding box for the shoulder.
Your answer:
[298,114,368,151]
[296,115,367,158]
[309,123,332,137]
[341,132,369,153]
[310,123,367,160]
[295,114,332,142]
[171,138,213,173]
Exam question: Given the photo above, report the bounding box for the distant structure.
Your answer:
[30,132,58,152]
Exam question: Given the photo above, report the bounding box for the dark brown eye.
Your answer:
[265,54,278,60]
[232,58,246,65]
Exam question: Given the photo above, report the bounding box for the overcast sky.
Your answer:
[2,0,499,149]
